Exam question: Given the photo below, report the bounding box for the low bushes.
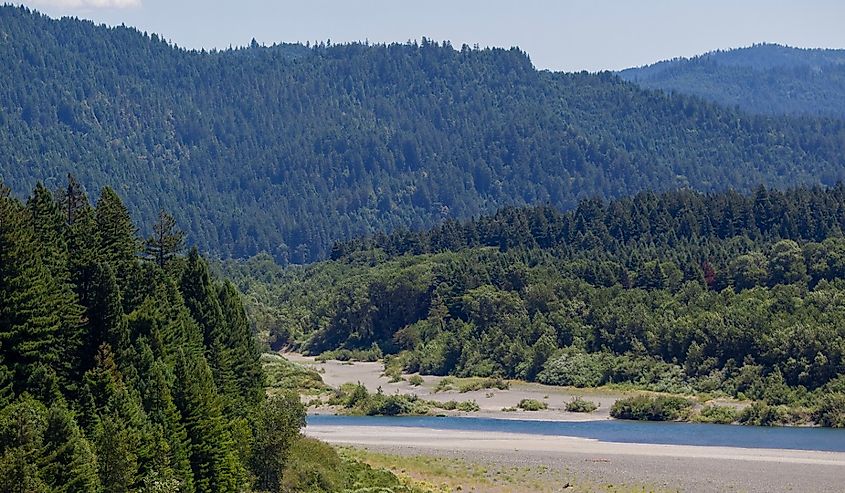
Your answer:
[329,383,479,416]
[694,405,739,424]
[517,399,548,411]
[610,395,693,421]
[565,397,599,413]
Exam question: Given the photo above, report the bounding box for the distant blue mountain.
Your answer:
[619,44,845,118]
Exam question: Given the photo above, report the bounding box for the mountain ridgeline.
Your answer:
[620,44,845,118]
[223,185,845,426]
[3,6,845,262]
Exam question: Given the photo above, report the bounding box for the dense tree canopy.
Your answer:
[2,7,845,262]
[223,185,845,424]
[0,179,307,492]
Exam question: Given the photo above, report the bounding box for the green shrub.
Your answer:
[408,375,425,386]
[537,351,607,387]
[458,377,509,393]
[565,397,598,413]
[610,395,692,421]
[814,393,845,427]
[434,377,456,393]
[261,353,328,392]
[316,343,383,363]
[737,401,810,426]
[435,400,480,412]
[517,399,548,411]
[695,405,739,424]
[281,437,346,492]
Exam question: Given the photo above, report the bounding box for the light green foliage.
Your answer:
[250,393,306,492]
[694,405,739,424]
[262,354,328,393]
[610,395,693,421]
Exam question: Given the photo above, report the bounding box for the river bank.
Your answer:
[307,423,845,492]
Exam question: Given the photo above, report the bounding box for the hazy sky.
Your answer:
[18,0,845,71]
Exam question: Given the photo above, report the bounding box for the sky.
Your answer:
[17,0,845,72]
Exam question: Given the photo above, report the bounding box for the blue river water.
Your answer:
[307,414,845,452]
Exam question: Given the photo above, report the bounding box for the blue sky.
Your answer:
[18,0,845,71]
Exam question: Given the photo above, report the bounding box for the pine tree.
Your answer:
[134,341,194,492]
[217,281,264,416]
[40,405,100,493]
[180,249,236,411]
[26,183,86,393]
[145,210,185,269]
[81,263,130,374]
[0,397,49,493]
[95,187,139,294]
[0,193,62,393]
[173,350,239,493]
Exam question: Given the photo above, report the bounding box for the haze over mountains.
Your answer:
[2,6,845,262]
[619,44,845,118]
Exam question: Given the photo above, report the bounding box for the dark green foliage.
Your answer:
[0,181,293,492]
[173,350,240,493]
[250,393,306,492]
[610,395,693,421]
[145,210,185,269]
[813,393,845,428]
[227,184,845,425]
[0,397,100,493]
[3,9,845,262]
[0,192,62,394]
[620,44,845,118]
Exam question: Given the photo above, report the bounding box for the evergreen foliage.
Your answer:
[3,8,845,262]
[0,180,297,492]
[223,184,845,424]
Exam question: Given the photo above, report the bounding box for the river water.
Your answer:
[307,414,845,452]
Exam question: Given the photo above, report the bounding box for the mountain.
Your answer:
[619,44,845,118]
[2,7,845,263]
[220,184,845,426]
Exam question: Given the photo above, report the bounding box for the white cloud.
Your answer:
[28,0,141,9]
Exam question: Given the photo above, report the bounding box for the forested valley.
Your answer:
[0,179,418,492]
[3,6,845,262]
[223,185,845,427]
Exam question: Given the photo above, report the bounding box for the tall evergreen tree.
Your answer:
[0,193,61,393]
[217,281,264,416]
[95,187,139,293]
[145,210,185,269]
[173,350,239,493]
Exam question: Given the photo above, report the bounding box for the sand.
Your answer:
[287,353,630,421]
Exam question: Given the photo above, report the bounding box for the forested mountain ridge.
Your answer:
[3,6,845,262]
[223,185,845,426]
[620,44,845,118]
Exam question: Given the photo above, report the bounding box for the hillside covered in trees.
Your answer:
[620,44,845,119]
[3,7,845,262]
[223,185,845,426]
[0,179,419,492]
